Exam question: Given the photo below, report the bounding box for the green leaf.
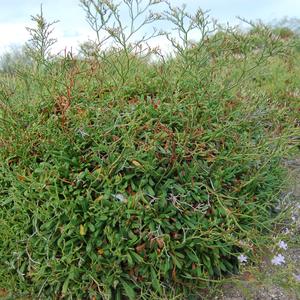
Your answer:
[146,185,155,196]
[151,267,162,294]
[186,250,199,263]
[121,280,136,300]
[172,254,183,269]
[62,277,69,295]
[129,251,144,263]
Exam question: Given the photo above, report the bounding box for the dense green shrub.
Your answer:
[0,1,299,299]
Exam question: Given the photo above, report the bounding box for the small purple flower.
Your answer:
[271,254,285,266]
[278,240,288,250]
[282,228,290,235]
[238,254,248,264]
[293,274,300,282]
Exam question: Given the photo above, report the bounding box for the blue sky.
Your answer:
[1,0,300,54]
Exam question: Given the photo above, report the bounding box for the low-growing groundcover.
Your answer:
[0,1,299,299]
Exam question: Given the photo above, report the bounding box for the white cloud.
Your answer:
[0,22,93,56]
[0,22,29,54]
[51,28,94,55]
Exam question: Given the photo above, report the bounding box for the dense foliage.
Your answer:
[0,1,299,299]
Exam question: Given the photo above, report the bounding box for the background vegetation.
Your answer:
[0,1,299,299]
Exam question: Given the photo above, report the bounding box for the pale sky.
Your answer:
[0,0,300,55]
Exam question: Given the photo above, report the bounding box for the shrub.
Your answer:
[0,1,299,299]
[0,46,33,75]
